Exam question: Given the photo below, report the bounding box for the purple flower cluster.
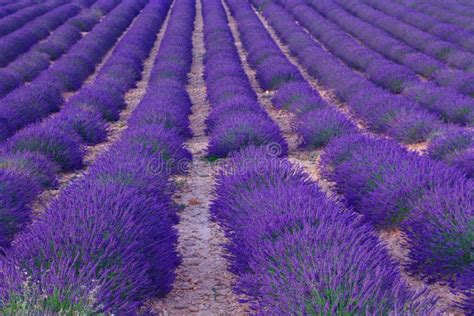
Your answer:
[0,0,145,143]
[0,0,64,38]
[280,0,474,126]
[362,0,474,57]
[0,0,197,313]
[404,0,474,32]
[320,135,473,293]
[0,0,121,98]
[334,0,474,72]
[226,0,356,150]
[254,0,442,144]
[0,3,80,68]
[0,0,171,250]
[0,1,39,20]
[302,0,474,121]
[210,146,436,314]
[203,0,287,159]
[428,128,474,177]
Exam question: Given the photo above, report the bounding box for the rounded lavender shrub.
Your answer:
[403,180,474,281]
[205,97,266,134]
[208,113,288,159]
[54,106,108,145]
[256,56,302,90]
[450,148,474,178]
[0,152,58,189]
[296,107,357,149]
[121,125,191,174]
[272,81,327,115]
[320,135,466,228]
[5,125,84,171]
[0,170,40,249]
[129,106,192,138]
[211,146,435,314]
[388,108,441,144]
[0,170,178,313]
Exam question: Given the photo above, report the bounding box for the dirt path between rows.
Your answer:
[150,0,247,314]
[31,0,173,215]
[250,4,464,314]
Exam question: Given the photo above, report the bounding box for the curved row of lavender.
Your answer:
[0,0,121,97]
[202,0,287,159]
[320,135,473,313]
[303,0,474,104]
[0,0,168,250]
[0,2,81,68]
[251,1,473,313]
[362,0,474,56]
[333,0,474,74]
[254,1,438,144]
[399,0,474,31]
[0,0,40,20]
[0,0,197,313]
[0,0,144,143]
[0,0,66,38]
[281,0,474,127]
[225,0,356,150]
[210,145,436,314]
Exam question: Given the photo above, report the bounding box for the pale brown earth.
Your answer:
[30,3,170,215]
[249,3,464,314]
[149,0,248,314]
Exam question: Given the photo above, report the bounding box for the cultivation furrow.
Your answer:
[33,0,174,214]
[304,0,474,99]
[0,0,38,19]
[0,1,186,314]
[0,3,81,68]
[332,0,474,73]
[361,0,474,56]
[400,0,474,29]
[0,0,145,143]
[0,0,66,38]
[151,1,248,314]
[246,5,467,312]
[0,0,171,250]
[0,0,120,97]
[253,0,472,312]
[282,1,474,127]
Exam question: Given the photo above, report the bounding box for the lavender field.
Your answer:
[0,0,472,314]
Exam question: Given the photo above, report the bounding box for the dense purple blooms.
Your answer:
[210,146,435,314]
[3,124,84,172]
[0,0,195,313]
[203,0,287,158]
[320,134,473,280]
[296,107,357,149]
[0,169,40,249]
[428,128,474,177]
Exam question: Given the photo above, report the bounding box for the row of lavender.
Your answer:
[202,0,286,159]
[0,0,140,142]
[285,0,474,127]
[302,0,474,120]
[0,0,120,97]
[362,0,474,56]
[0,0,39,19]
[0,0,159,249]
[204,0,438,313]
[0,0,66,38]
[333,0,474,74]
[225,0,355,150]
[0,0,197,313]
[246,0,473,312]
[400,0,474,31]
[263,0,474,178]
[223,1,473,309]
